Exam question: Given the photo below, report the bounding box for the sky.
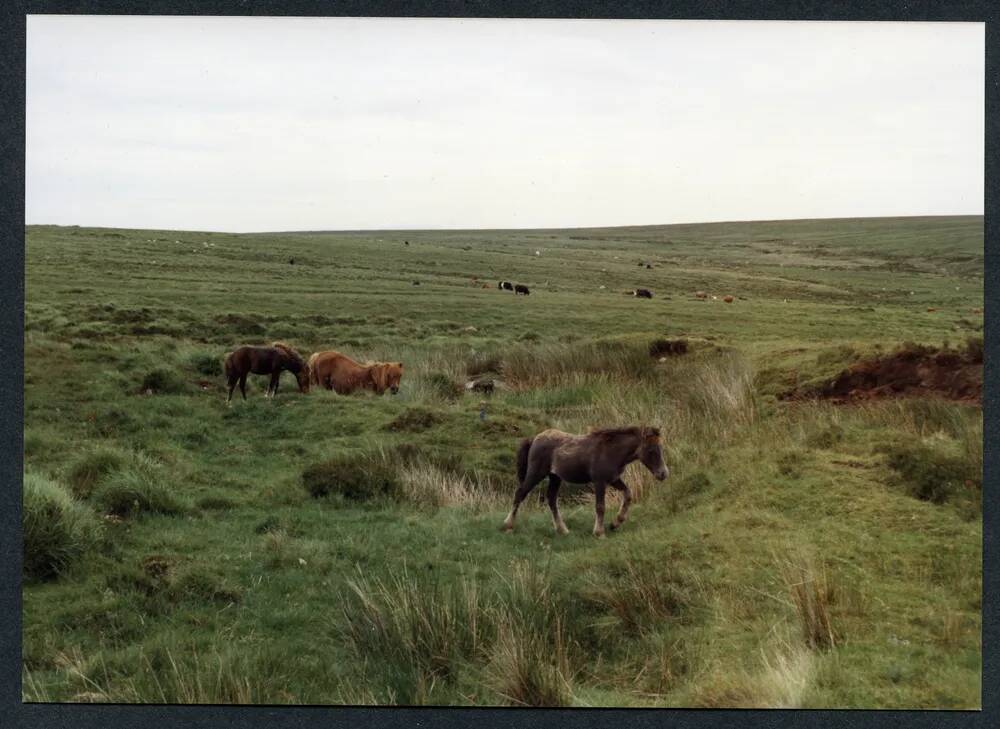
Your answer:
[26,16,984,233]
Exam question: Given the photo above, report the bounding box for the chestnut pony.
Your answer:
[307,350,403,395]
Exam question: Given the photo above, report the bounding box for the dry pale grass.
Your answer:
[778,553,839,650]
[487,611,574,707]
[397,462,502,510]
[691,640,815,708]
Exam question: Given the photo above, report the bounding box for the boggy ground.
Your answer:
[22,216,983,707]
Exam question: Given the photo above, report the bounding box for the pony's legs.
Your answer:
[226,376,238,403]
[268,372,281,398]
[239,374,248,400]
[608,478,632,530]
[502,465,547,531]
[593,482,608,538]
[546,475,569,534]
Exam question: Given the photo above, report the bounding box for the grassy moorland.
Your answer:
[22,216,982,707]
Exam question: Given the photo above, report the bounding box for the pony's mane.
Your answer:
[271,341,304,364]
[590,425,660,440]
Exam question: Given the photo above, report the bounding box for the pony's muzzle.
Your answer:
[390,386,399,394]
[656,467,669,481]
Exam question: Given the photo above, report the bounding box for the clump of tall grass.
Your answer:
[338,562,577,706]
[488,610,573,707]
[186,351,222,377]
[139,368,188,395]
[691,641,815,708]
[487,561,576,707]
[578,553,701,635]
[397,462,501,510]
[582,349,757,447]
[91,452,190,517]
[779,554,839,650]
[302,450,400,501]
[23,471,101,581]
[340,569,487,704]
[61,642,295,704]
[883,437,980,508]
[66,446,126,499]
[419,372,464,402]
[502,339,654,389]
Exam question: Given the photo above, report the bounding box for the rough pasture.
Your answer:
[23,217,982,707]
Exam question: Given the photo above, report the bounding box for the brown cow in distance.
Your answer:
[307,350,403,395]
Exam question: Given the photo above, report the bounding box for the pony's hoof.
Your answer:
[555,526,569,536]
[501,523,514,533]
[593,531,606,539]
[608,521,620,531]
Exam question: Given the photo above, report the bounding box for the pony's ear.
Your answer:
[644,427,661,443]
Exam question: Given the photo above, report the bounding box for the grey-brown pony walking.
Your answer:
[502,426,669,538]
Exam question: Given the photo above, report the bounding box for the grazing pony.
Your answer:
[502,426,669,538]
[307,350,403,395]
[499,281,514,291]
[224,342,309,402]
[633,288,653,299]
[514,284,530,296]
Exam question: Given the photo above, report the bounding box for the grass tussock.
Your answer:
[502,339,654,389]
[884,437,981,509]
[139,368,188,395]
[91,453,190,518]
[579,554,701,636]
[340,569,487,704]
[302,451,400,501]
[339,562,576,706]
[66,446,126,499]
[397,462,501,510]
[779,554,839,651]
[23,471,101,581]
[692,642,815,708]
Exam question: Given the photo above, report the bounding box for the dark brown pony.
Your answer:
[224,342,309,402]
[502,426,669,538]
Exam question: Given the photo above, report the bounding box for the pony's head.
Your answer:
[295,362,311,393]
[272,342,309,393]
[370,362,404,394]
[636,427,669,481]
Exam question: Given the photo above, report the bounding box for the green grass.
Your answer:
[22,217,982,707]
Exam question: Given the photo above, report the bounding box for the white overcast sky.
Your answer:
[26,16,984,232]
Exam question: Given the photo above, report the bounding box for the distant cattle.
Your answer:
[695,291,707,299]
[288,258,295,265]
[723,295,734,303]
[599,285,606,290]
[412,281,420,286]
[404,241,409,245]
[927,308,937,313]
[633,289,653,299]
[499,281,514,291]
[645,264,653,269]
[515,284,530,296]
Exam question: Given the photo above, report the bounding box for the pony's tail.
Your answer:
[516,437,533,485]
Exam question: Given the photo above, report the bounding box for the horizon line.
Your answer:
[24,212,984,237]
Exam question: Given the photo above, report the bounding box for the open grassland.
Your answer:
[23,216,983,707]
